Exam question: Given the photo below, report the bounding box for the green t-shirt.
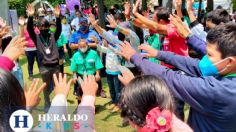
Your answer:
[148,34,162,63]
[70,49,104,75]
[56,33,68,48]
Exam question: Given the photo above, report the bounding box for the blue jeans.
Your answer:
[106,74,121,104]
[25,50,41,76]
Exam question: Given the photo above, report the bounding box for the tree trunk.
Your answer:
[158,0,163,6]
[97,0,105,28]
[207,0,214,12]
[167,0,173,13]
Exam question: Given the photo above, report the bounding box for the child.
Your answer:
[70,39,103,102]
[97,39,122,112]
[120,23,236,131]
[120,75,192,132]
[61,16,72,59]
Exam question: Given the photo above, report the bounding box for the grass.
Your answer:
[19,56,134,132]
[19,54,190,132]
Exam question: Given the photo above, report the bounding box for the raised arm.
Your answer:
[118,43,215,113]
[186,0,197,23]
[175,0,183,19]
[26,4,36,44]
[54,6,62,41]
[139,44,202,76]
[18,17,25,38]
[132,0,168,35]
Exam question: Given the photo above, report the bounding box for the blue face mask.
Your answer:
[199,55,219,76]
[79,25,88,32]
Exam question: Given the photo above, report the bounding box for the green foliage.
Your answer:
[8,0,34,16]
[103,0,125,9]
[8,0,65,16]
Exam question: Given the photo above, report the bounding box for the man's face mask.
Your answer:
[79,25,88,32]
[199,55,229,76]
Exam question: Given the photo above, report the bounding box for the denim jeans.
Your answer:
[25,50,41,76]
[106,74,121,104]
[40,65,60,112]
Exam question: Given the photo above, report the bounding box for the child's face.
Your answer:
[206,43,236,75]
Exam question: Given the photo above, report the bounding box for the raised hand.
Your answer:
[138,44,159,58]
[0,26,10,38]
[54,6,61,18]
[26,4,35,17]
[2,36,26,61]
[53,73,72,97]
[18,16,25,26]
[118,41,137,61]
[0,17,7,28]
[106,15,117,29]
[88,13,97,25]
[24,79,46,108]
[118,66,135,86]
[175,0,182,8]
[78,74,98,97]
[169,14,191,38]
[123,1,131,17]
[133,0,141,15]
[186,0,194,11]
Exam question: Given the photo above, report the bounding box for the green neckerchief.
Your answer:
[224,73,236,78]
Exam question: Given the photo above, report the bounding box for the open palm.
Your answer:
[54,6,61,18]
[18,17,25,26]
[26,4,35,16]
[0,17,7,28]
[106,15,117,29]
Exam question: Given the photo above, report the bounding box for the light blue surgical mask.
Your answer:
[199,55,228,76]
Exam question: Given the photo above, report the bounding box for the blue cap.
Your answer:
[79,17,88,24]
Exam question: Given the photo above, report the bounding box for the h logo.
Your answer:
[14,115,29,128]
[9,110,33,132]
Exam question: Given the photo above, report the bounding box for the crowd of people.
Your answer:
[1,0,236,131]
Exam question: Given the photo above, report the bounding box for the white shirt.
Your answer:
[62,24,72,40]
[71,17,81,31]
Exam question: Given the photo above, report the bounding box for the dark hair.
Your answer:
[154,6,160,11]
[114,13,125,22]
[74,5,79,10]
[206,9,230,25]
[38,18,50,28]
[0,69,26,131]
[156,7,170,22]
[120,75,174,127]
[207,22,236,58]
[118,32,126,41]
[114,4,120,10]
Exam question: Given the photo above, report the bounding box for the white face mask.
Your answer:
[79,46,88,53]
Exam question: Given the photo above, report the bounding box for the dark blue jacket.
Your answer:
[131,51,236,131]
